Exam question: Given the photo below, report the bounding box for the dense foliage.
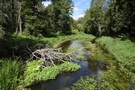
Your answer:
[74,0,135,37]
[0,0,73,59]
[0,0,73,37]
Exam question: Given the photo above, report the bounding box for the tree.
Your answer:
[108,0,135,36]
[84,0,106,36]
[22,0,40,36]
[52,0,73,35]
[72,17,84,32]
[0,0,17,36]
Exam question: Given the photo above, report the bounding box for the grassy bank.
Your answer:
[65,35,135,90]
[96,36,135,72]
[1,32,94,58]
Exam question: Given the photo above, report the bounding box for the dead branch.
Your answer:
[28,47,73,66]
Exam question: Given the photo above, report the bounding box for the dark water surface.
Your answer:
[29,40,106,90]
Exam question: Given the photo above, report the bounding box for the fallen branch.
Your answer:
[28,47,73,66]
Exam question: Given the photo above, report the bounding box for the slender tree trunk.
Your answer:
[94,21,102,36]
[98,22,102,36]
[18,2,22,34]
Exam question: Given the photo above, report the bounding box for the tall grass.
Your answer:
[96,36,135,72]
[0,59,23,90]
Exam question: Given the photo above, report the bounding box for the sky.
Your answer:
[72,0,91,20]
[42,0,91,20]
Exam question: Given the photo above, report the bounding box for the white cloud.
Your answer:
[75,1,81,6]
[74,7,79,12]
[75,0,84,6]
[72,6,84,20]
[73,6,83,14]
[71,0,90,20]
[42,1,51,7]
[73,14,84,20]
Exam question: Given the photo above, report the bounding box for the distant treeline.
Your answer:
[0,0,73,38]
[73,0,135,37]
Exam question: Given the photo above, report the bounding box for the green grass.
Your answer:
[96,36,135,72]
[1,32,95,58]
[0,59,24,90]
[15,32,95,47]
[23,60,80,86]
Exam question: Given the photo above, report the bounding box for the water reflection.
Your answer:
[58,40,72,53]
[29,40,106,90]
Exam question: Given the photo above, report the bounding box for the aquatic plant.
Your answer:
[66,76,116,90]
[67,36,135,90]
[66,66,135,90]
[23,60,80,86]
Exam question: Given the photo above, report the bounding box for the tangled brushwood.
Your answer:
[28,47,73,66]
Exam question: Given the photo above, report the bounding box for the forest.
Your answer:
[0,0,135,90]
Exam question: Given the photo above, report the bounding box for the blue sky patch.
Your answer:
[42,0,91,20]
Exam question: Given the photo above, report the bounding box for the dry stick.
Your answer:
[28,47,73,66]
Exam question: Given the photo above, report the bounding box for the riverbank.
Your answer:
[1,32,94,90]
[66,35,135,90]
[96,36,135,72]
[1,33,135,90]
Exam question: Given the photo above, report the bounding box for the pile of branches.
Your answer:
[28,47,73,66]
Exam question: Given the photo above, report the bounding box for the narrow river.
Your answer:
[29,40,107,90]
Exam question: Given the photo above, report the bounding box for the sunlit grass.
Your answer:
[13,32,95,47]
[96,36,135,72]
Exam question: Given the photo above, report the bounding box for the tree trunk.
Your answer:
[98,22,102,36]
[18,2,22,34]
[94,21,102,36]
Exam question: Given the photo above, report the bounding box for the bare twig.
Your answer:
[28,47,73,67]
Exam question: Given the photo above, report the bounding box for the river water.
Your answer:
[29,40,106,90]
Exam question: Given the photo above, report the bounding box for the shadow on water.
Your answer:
[29,40,107,90]
[58,40,72,53]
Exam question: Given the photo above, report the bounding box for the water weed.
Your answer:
[23,60,80,86]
